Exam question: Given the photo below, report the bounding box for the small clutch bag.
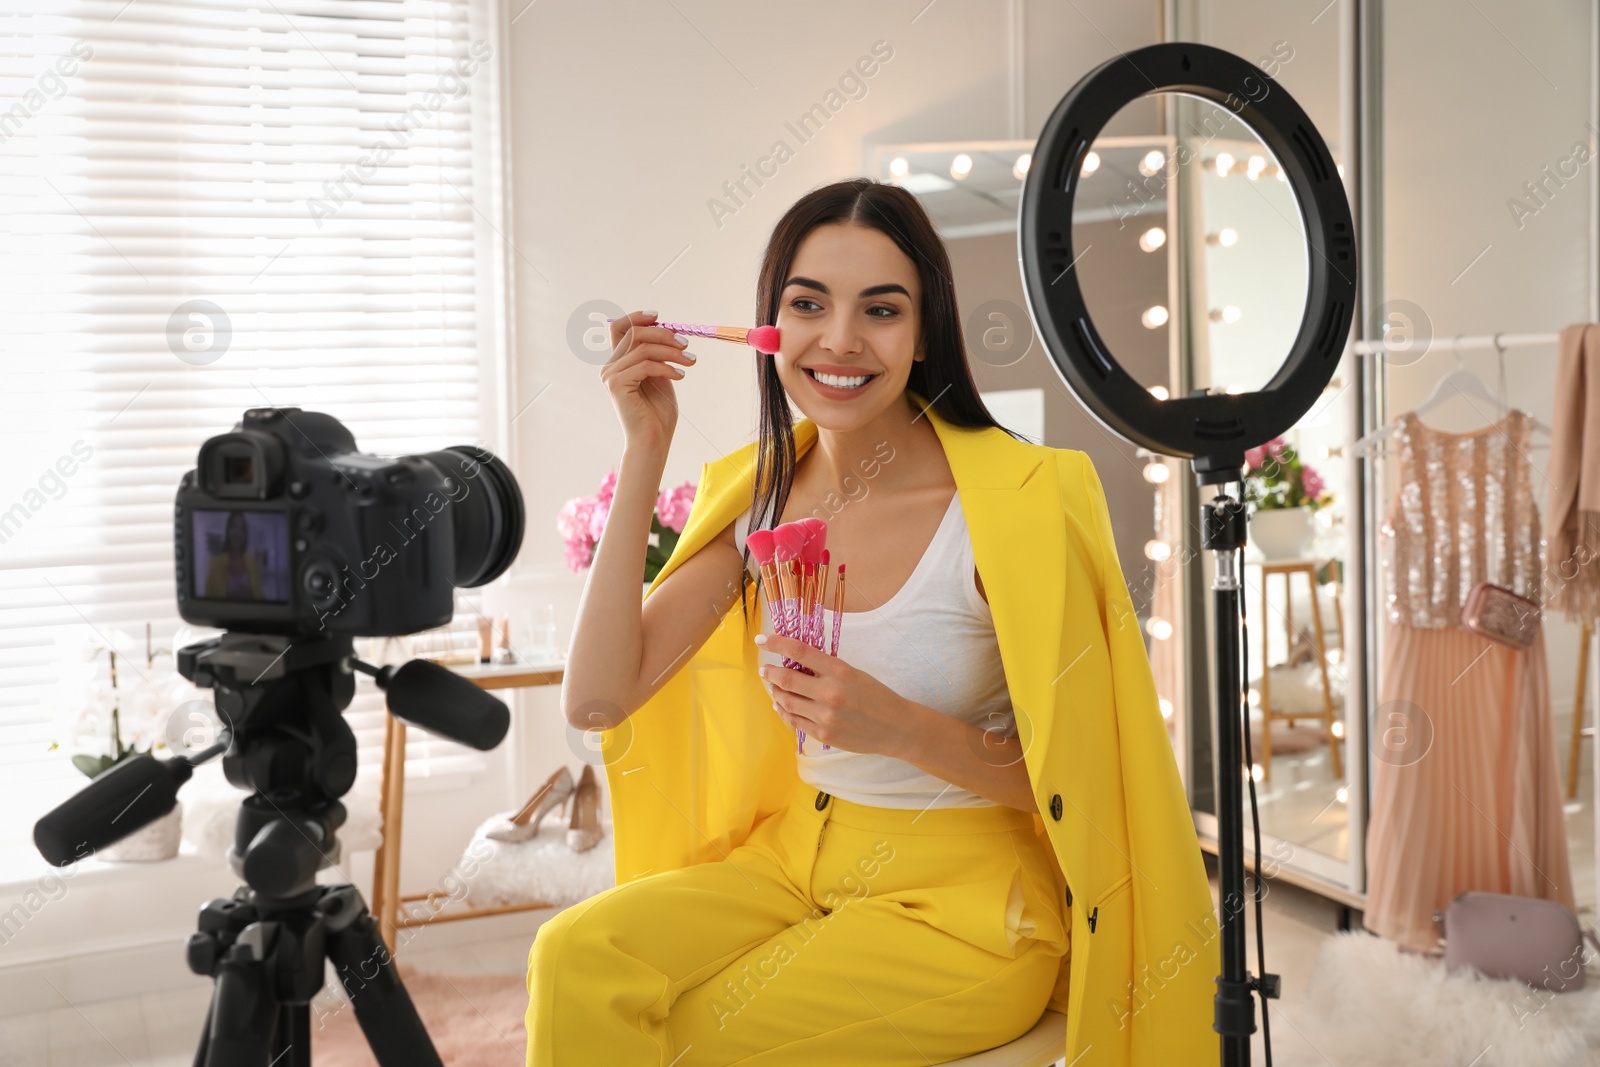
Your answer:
[1460,581,1541,650]
[1434,890,1596,992]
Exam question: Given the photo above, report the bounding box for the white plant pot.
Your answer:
[99,804,182,863]
[1250,506,1316,561]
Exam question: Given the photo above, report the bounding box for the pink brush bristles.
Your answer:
[746,325,781,354]
[745,528,776,568]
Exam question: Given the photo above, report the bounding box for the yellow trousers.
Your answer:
[525,777,1070,1066]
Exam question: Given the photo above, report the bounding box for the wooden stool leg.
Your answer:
[373,717,408,952]
[1259,567,1272,782]
[1306,566,1341,779]
[1569,622,1591,800]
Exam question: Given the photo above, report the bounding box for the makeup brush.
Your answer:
[770,526,810,669]
[606,318,781,355]
[744,529,782,624]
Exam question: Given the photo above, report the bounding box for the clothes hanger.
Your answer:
[1350,334,1551,457]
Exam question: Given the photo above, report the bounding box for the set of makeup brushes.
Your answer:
[744,518,844,753]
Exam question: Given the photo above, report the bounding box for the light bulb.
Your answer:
[889,156,909,178]
[1210,305,1242,324]
[1159,697,1173,720]
[1247,154,1265,179]
[1081,150,1100,176]
[1225,383,1248,394]
[1218,227,1237,247]
[1336,785,1349,803]
[1013,152,1031,180]
[1331,721,1345,739]
[1143,461,1170,484]
[1139,149,1165,176]
[1141,305,1169,329]
[950,153,972,179]
[1250,763,1264,782]
[1247,687,1260,707]
[1215,152,1234,177]
[1145,539,1172,561]
[1138,226,1166,252]
[1146,616,1173,641]
[1149,384,1169,400]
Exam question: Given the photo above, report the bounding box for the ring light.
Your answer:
[1019,41,1356,480]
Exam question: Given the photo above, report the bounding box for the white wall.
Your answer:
[497,0,1163,800]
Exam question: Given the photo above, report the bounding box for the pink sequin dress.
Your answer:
[1363,409,1575,952]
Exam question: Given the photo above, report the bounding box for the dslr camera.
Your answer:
[174,407,523,636]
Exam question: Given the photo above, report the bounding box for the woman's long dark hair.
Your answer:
[737,177,1025,630]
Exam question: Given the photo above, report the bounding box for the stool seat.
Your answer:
[934,1009,1068,1066]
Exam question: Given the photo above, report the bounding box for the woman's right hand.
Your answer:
[603,310,696,453]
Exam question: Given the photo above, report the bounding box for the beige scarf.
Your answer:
[1547,323,1600,622]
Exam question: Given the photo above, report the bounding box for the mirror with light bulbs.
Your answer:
[878,66,1357,891]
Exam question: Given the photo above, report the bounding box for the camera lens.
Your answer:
[414,446,524,588]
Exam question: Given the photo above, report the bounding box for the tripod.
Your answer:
[1199,477,1281,1065]
[178,632,443,1067]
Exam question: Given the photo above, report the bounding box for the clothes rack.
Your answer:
[1352,331,1559,356]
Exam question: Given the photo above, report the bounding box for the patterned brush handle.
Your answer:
[652,320,718,338]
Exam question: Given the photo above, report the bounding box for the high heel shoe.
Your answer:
[486,766,574,843]
[567,764,602,853]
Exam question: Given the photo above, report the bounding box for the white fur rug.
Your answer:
[459,806,615,911]
[1281,931,1600,1066]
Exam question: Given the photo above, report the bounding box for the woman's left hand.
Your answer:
[756,632,915,757]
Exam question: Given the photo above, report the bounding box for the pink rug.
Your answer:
[313,964,526,1066]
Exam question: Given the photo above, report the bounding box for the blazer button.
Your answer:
[815,791,830,810]
[1049,794,1062,820]
[1064,883,1072,907]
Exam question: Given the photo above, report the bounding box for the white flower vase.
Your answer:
[1250,506,1316,560]
[99,803,182,862]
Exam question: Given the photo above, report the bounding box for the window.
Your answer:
[0,0,508,864]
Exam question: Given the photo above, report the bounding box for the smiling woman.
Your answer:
[535,178,1216,1067]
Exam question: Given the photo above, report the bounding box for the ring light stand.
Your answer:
[1018,42,1357,1067]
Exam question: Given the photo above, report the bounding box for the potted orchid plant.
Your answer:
[1243,436,1333,560]
[558,469,697,590]
[48,626,205,861]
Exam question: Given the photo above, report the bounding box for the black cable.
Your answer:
[1236,482,1272,1066]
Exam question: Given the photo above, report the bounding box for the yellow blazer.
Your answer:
[598,394,1220,1065]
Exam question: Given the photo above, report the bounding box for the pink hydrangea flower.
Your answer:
[558,473,699,572]
[655,481,696,533]
[556,496,598,572]
[1300,464,1325,502]
[586,495,611,543]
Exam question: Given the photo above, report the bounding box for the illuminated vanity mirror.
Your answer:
[879,87,1356,885]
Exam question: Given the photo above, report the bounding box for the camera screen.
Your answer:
[192,509,291,602]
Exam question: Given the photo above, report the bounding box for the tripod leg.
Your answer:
[324,896,444,1067]
[276,1004,312,1067]
[193,1001,211,1067]
[204,945,281,1067]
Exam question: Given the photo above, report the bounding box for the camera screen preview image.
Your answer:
[191,508,291,603]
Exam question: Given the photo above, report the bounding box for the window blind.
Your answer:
[0,0,506,858]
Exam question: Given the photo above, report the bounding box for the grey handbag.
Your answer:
[1433,890,1600,992]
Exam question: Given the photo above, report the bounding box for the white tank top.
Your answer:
[732,492,1017,809]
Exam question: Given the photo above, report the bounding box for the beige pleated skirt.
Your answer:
[1363,621,1575,952]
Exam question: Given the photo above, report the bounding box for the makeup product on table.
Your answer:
[604,318,781,355]
[744,519,842,753]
